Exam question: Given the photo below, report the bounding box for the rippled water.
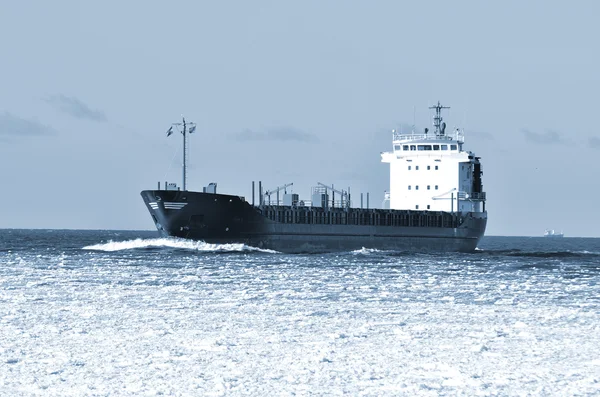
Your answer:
[1,230,600,396]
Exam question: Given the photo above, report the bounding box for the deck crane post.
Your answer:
[263,183,294,206]
[317,182,350,209]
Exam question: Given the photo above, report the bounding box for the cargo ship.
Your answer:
[544,229,564,238]
[141,102,487,253]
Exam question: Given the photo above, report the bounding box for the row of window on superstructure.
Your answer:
[408,185,438,190]
[408,165,438,170]
[394,144,458,151]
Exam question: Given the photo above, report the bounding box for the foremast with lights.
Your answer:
[165,116,196,191]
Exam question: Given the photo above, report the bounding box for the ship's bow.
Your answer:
[141,189,260,242]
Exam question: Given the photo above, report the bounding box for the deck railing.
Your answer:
[393,130,465,143]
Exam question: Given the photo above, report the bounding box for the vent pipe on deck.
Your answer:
[332,184,335,209]
[348,187,351,209]
[252,181,255,206]
[367,193,369,209]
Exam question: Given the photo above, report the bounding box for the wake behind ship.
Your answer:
[141,103,487,253]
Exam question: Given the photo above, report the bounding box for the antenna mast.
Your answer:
[428,101,450,135]
[166,115,197,191]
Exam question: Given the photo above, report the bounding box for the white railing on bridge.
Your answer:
[393,130,465,143]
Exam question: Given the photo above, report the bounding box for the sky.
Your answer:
[1,0,599,237]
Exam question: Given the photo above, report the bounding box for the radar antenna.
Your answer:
[166,115,197,191]
[428,101,450,136]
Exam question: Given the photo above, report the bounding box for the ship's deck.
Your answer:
[258,205,464,228]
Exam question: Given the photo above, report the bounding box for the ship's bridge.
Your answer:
[382,130,465,162]
[380,102,485,214]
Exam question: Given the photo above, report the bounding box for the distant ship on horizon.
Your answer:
[544,229,564,238]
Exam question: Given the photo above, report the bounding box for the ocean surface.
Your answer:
[1,230,599,396]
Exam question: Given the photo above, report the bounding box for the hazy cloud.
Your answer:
[337,170,369,181]
[588,136,600,149]
[390,123,420,134]
[46,94,107,122]
[235,127,318,143]
[0,112,58,139]
[468,130,495,141]
[521,129,563,144]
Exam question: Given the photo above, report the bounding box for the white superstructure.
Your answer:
[381,102,486,214]
[544,229,564,238]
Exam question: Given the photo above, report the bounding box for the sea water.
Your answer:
[1,229,599,396]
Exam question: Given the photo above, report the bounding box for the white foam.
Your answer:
[577,250,600,255]
[351,247,383,255]
[82,238,277,253]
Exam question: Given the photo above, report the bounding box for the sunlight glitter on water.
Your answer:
[1,233,600,395]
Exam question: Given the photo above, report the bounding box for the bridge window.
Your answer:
[394,145,401,150]
[408,165,411,170]
[435,185,438,190]
[416,166,419,170]
[441,145,448,150]
[451,144,457,150]
[427,165,430,170]
[433,145,440,150]
[427,185,430,190]
[410,145,416,150]
[403,145,409,150]
[435,165,439,170]
[417,145,433,151]
[415,185,419,190]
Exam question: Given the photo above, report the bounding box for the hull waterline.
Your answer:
[141,190,487,253]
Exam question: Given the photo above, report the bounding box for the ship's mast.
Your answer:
[166,116,196,191]
[428,101,450,135]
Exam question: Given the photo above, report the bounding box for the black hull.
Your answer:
[141,190,487,253]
